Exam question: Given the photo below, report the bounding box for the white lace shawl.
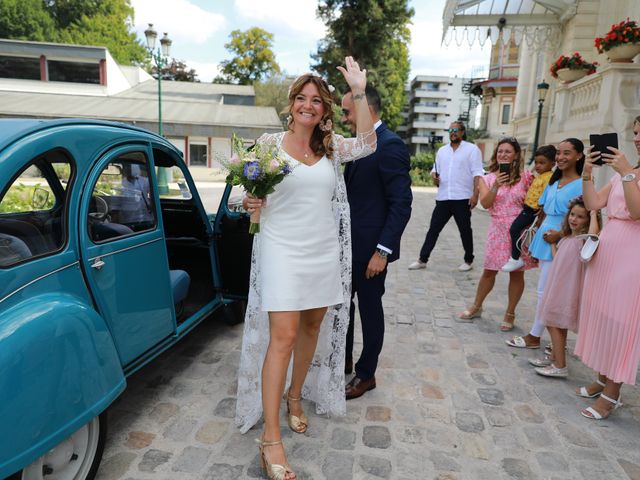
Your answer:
[235,129,377,433]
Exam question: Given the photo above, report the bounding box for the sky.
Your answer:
[130,0,491,82]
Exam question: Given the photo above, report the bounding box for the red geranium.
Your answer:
[594,18,640,53]
[550,52,598,78]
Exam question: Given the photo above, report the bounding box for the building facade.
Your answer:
[471,39,520,159]
[405,75,467,154]
[0,39,282,171]
[443,0,640,181]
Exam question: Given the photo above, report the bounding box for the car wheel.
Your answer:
[15,413,107,480]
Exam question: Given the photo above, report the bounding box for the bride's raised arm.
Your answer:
[334,56,377,163]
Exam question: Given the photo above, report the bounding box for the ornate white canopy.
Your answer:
[442,0,578,48]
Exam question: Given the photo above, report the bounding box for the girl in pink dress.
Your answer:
[531,197,600,378]
[460,138,535,331]
[575,115,640,420]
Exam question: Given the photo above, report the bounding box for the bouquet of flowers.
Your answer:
[550,52,598,78]
[221,133,293,234]
[594,18,640,53]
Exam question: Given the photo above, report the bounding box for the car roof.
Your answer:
[0,118,175,153]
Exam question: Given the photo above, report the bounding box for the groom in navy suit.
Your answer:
[342,86,413,399]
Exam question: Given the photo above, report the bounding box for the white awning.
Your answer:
[442,0,578,48]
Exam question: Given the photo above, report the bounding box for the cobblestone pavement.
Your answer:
[96,187,640,480]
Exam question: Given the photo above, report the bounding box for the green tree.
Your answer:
[154,59,199,82]
[219,27,280,85]
[52,0,147,65]
[313,0,413,131]
[0,0,146,65]
[0,0,56,41]
[254,73,293,125]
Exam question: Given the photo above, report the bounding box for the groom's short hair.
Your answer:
[348,85,381,114]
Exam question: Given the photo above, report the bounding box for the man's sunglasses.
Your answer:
[448,128,462,133]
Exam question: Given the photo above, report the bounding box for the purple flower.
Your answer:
[244,161,261,180]
[281,163,291,175]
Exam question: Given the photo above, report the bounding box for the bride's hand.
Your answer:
[243,192,265,213]
[336,56,367,92]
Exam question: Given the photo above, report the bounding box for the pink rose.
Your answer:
[268,159,280,172]
[230,153,240,165]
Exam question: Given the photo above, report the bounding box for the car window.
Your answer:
[156,165,193,200]
[88,152,157,243]
[0,150,73,267]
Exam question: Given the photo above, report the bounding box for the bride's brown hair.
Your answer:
[283,74,334,159]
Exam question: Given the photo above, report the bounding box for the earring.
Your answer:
[286,114,293,124]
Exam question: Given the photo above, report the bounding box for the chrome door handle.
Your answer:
[91,258,105,270]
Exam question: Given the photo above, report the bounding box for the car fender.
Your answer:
[0,293,125,478]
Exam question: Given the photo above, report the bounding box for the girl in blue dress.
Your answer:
[506,138,584,349]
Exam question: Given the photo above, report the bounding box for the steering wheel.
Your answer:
[89,195,109,221]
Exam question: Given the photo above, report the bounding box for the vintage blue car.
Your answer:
[0,119,252,479]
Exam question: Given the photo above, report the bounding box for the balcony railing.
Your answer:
[544,63,640,183]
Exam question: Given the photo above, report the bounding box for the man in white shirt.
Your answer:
[408,121,484,272]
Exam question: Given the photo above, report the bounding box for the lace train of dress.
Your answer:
[234,130,376,433]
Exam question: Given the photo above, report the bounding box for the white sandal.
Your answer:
[580,393,623,420]
[576,379,606,398]
[505,335,540,349]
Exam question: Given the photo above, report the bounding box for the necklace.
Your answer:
[286,132,312,160]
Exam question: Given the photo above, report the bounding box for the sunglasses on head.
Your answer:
[499,136,518,143]
[448,128,461,133]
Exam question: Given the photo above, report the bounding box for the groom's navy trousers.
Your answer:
[345,122,412,381]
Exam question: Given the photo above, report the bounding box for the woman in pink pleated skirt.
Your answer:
[575,116,640,420]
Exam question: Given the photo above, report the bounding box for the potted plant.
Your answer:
[550,53,598,82]
[594,18,640,62]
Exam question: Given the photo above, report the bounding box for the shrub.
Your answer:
[409,151,436,186]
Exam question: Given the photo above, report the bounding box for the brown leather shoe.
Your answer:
[345,376,376,400]
[345,360,353,375]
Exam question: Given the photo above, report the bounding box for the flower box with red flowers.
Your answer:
[550,52,598,79]
[594,18,640,53]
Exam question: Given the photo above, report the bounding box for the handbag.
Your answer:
[516,219,538,256]
[576,234,599,262]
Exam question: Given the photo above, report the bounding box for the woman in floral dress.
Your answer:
[460,137,536,330]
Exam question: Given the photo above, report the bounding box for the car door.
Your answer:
[213,184,253,299]
[79,143,175,366]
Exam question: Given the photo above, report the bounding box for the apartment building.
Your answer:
[405,75,466,154]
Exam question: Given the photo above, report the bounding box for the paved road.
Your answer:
[95,187,640,480]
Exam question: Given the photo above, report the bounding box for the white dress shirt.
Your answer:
[432,140,484,201]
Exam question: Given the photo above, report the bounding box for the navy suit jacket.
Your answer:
[344,122,412,264]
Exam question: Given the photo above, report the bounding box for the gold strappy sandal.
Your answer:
[459,304,482,320]
[256,437,296,480]
[500,312,515,331]
[284,390,308,434]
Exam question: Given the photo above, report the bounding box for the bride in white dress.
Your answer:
[235,57,376,480]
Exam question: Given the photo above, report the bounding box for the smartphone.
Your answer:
[589,133,618,166]
[498,163,511,174]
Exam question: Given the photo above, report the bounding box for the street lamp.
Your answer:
[144,24,172,194]
[531,80,550,163]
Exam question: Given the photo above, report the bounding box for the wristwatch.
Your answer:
[622,172,637,183]
[376,248,389,258]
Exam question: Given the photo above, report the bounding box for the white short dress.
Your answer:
[235,129,377,434]
[259,153,342,311]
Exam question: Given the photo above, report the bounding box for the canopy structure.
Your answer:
[442,0,578,48]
